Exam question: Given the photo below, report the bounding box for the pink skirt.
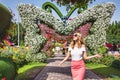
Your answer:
[71,60,86,80]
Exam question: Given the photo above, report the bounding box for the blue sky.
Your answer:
[0,0,120,23]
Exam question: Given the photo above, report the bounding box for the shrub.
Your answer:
[111,57,120,69]
[91,55,120,70]
[101,55,115,66]
[0,3,12,36]
[25,52,47,63]
[85,51,101,64]
[0,58,17,80]
[98,46,107,55]
[85,56,102,64]
[0,46,29,65]
[0,46,48,80]
[0,46,48,65]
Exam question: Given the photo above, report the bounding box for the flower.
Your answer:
[1,77,7,80]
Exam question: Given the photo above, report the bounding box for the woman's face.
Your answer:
[73,33,79,41]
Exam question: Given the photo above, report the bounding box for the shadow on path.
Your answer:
[34,54,102,80]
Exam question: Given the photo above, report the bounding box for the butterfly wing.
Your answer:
[65,2,115,52]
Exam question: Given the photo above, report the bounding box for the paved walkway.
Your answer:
[34,54,103,80]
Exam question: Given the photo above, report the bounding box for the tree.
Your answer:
[106,21,120,44]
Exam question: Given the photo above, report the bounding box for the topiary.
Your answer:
[0,3,12,38]
[111,57,120,69]
[0,58,17,80]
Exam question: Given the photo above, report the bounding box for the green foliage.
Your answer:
[0,46,47,65]
[4,22,25,46]
[0,46,29,65]
[106,21,120,44]
[85,55,101,64]
[85,54,120,67]
[25,52,47,63]
[17,63,46,74]
[98,46,107,54]
[42,2,87,19]
[7,22,17,37]
[42,2,63,18]
[7,22,25,45]
[86,63,120,79]
[101,55,115,66]
[0,46,47,80]
[0,3,12,38]
[16,63,46,80]
[111,57,120,69]
[55,42,63,47]
[0,58,17,80]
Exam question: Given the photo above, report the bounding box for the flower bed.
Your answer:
[0,46,47,64]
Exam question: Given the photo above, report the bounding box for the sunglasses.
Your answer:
[73,34,78,37]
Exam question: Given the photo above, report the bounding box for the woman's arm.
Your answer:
[83,51,100,60]
[59,51,70,65]
[82,45,101,60]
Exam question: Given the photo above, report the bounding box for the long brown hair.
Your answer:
[69,32,85,49]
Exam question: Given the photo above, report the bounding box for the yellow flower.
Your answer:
[4,46,8,50]
[0,48,3,51]
[13,47,19,53]
[3,40,11,46]
[12,56,16,60]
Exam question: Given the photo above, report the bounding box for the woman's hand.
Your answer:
[58,61,63,66]
[95,54,102,58]
[58,51,70,66]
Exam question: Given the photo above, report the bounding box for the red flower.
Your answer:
[2,77,7,80]
[105,43,112,48]
[117,43,120,48]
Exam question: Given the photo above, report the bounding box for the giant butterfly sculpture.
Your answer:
[18,2,115,54]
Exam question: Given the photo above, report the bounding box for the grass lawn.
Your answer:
[86,63,120,80]
[15,62,47,80]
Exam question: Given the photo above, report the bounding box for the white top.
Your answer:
[68,47,86,60]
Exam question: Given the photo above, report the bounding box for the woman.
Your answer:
[59,32,101,80]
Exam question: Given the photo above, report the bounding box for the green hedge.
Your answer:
[111,59,120,69]
[0,58,17,80]
[0,3,12,38]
